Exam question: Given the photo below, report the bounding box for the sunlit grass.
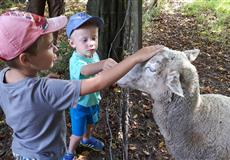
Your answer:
[142,0,165,30]
[181,0,230,43]
[0,0,26,14]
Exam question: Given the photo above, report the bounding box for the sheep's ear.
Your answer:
[184,49,200,62]
[166,71,184,97]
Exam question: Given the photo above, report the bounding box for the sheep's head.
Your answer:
[118,47,200,100]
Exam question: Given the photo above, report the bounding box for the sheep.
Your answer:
[117,47,230,160]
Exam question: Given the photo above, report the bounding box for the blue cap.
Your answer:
[66,12,104,38]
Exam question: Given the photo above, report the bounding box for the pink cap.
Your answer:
[0,10,67,61]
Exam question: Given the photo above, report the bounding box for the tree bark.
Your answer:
[87,0,142,60]
[123,0,142,54]
[87,1,142,160]
[121,1,142,158]
[87,0,126,61]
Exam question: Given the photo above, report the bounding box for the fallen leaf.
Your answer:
[143,150,150,156]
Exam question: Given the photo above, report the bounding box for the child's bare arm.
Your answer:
[80,61,105,76]
[80,45,163,96]
[81,58,118,76]
[102,58,117,71]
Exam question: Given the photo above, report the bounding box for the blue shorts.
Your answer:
[70,104,100,136]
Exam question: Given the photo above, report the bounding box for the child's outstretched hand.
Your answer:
[133,45,163,63]
[102,58,118,71]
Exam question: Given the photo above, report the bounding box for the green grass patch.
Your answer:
[181,0,230,43]
[0,0,26,14]
[182,0,230,15]
[0,0,14,13]
[142,0,165,29]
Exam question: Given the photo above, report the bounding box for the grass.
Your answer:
[142,0,164,29]
[0,1,14,13]
[181,0,230,43]
[0,0,26,13]
[143,0,229,44]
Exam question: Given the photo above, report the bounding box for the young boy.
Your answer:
[64,12,118,159]
[0,10,162,160]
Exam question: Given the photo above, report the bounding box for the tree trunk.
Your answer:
[87,0,142,60]
[87,1,142,159]
[123,0,142,54]
[122,1,142,159]
[87,0,126,61]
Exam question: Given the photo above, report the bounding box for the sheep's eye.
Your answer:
[170,56,175,61]
[145,66,157,73]
[145,61,161,73]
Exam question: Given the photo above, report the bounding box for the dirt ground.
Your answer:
[0,1,229,160]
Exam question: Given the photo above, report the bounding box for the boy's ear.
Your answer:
[68,39,76,48]
[18,53,30,66]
